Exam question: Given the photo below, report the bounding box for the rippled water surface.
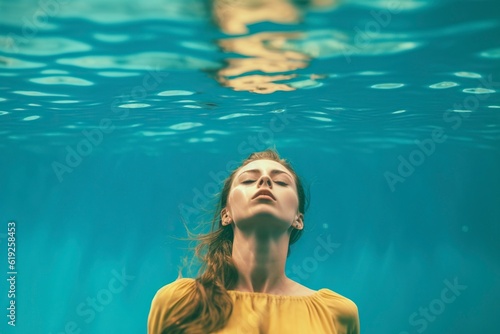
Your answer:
[0,0,499,333]
[1,0,499,152]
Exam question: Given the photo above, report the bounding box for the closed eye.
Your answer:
[241,180,288,186]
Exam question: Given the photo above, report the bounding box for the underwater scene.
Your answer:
[0,0,499,333]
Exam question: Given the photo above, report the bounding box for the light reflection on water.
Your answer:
[0,0,498,152]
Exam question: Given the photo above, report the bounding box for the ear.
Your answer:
[294,213,304,230]
[221,207,232,226]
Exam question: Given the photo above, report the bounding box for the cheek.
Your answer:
[283,192,299,209]
[228,188,248,206]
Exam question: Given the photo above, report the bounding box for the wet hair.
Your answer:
[160,148,308,333]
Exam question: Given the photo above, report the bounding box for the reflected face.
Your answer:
[223,159,303,231]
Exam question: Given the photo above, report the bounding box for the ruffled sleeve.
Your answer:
[147,278,197,334]
[319,289,360,334]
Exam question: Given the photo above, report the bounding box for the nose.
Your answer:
[258,175,272,188]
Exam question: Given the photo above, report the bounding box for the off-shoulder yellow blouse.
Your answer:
[148,278,360,334]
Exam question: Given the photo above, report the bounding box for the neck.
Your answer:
[231,229,292,294]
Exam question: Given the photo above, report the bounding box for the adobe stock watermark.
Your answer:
[288,234,340,282]
[49,268,135,334]
[178,110,297,224]
[4,0,69,53]
[385,74,499,192]
[399,277,467,334]
[51,68,169,183]
[342,0,403,63]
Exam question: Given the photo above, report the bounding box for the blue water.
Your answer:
[1,0,499,333]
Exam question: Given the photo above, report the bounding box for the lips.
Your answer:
[252,189,276,200]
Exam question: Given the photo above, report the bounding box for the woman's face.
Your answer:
[222,159,303,232]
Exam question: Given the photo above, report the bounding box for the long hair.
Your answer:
[160,148,308,333]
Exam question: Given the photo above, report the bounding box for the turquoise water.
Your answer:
[1,0,499,333]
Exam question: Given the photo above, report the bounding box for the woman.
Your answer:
[148,149,360,333]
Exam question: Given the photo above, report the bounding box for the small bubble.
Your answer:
[462,225,469,232]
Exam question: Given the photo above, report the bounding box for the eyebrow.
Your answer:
[237,169,293,180]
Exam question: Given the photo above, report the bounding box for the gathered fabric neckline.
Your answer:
[227,288,328,300]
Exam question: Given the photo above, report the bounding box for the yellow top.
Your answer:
[148,278,360,334]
